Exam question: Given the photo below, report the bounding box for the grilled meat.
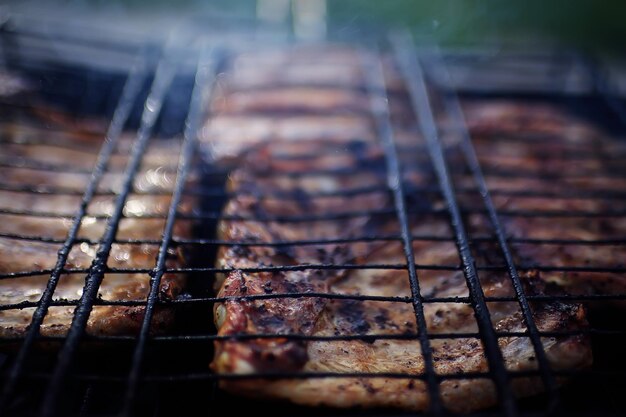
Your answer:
[458,101,626,301]
[205,46,596,412]
[200,49,407,161]
[211,87,372,116]
[202,115,375,161]
[212,140,592,412]
[0,125,181,171]
[0,123,190,337]
[461,100,599,140]
[205,52,409,160]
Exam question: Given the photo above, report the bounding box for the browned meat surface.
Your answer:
[202,115,375,161]
[0,124,181,171]
[200,45,415,162]
[200,48,406,161]
[212,140,592,412]
[0,123,190,337]
[461,100,599,139]
[0,164,183,195]
[458,101,626,300]
[204,46,598,412]
[211,87,372,116]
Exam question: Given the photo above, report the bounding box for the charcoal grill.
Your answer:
[0,6,625,417]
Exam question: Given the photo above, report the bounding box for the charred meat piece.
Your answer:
[210,88,411,125]
[0,123,190,337]
[460,100,599,140]
[201,49,411,161]
[212,140,591,412]
[211,87,372,116]
[458,101,626,301]
[203,115,375,161]
[0,125,181,171]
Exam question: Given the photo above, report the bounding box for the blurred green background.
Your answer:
[329,0,626,50]
[8,0,626,52]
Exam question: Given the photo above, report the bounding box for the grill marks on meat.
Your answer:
[201,48,386,161]
[459,101,626,301]
[202,51,413,163]
[213,137,592,411]
[214,141,393,373]
[208,48,593,412]
[202,115,375,161]
[0,124,191,337]
[211,87,373,116]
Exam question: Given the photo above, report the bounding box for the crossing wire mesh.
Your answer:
[0,15,625,417]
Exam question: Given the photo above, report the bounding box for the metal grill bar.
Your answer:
[194,156,626,175]
[0,51,149,413]
[4,178,626,201]
[121,44,217,415]
[462,166,626,180]
[143,264,626,273]
[0,158,95,173]
[1,290,625,313]
[0,326,624,346]
[198,165,626,180]
[59,327,623,342]
[5,202,626,222]
[166,235,626,246]
[0,135,107,150]
[8,368,623,384]
[38,47,178,417]
[144,327,626,339]
[10,231,626,247]
[429,43,561,407]
[477,188,626,200]
[0,28,623,416]
[176,185,626,201]
[5,132,626,162]
[392,32,519,416]
[0,137,107,151]
[142,326,626,339]
[182,208,626,219]
[0,262,624,283]
[154,292,626,304]
[4,142,626,177]
[362,50,443,413]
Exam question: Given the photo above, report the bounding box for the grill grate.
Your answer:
[0,50,150,413]
[0,12,625,417]
[361,47,443,413]
[37,45,180,417]
[393,34,518,415]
